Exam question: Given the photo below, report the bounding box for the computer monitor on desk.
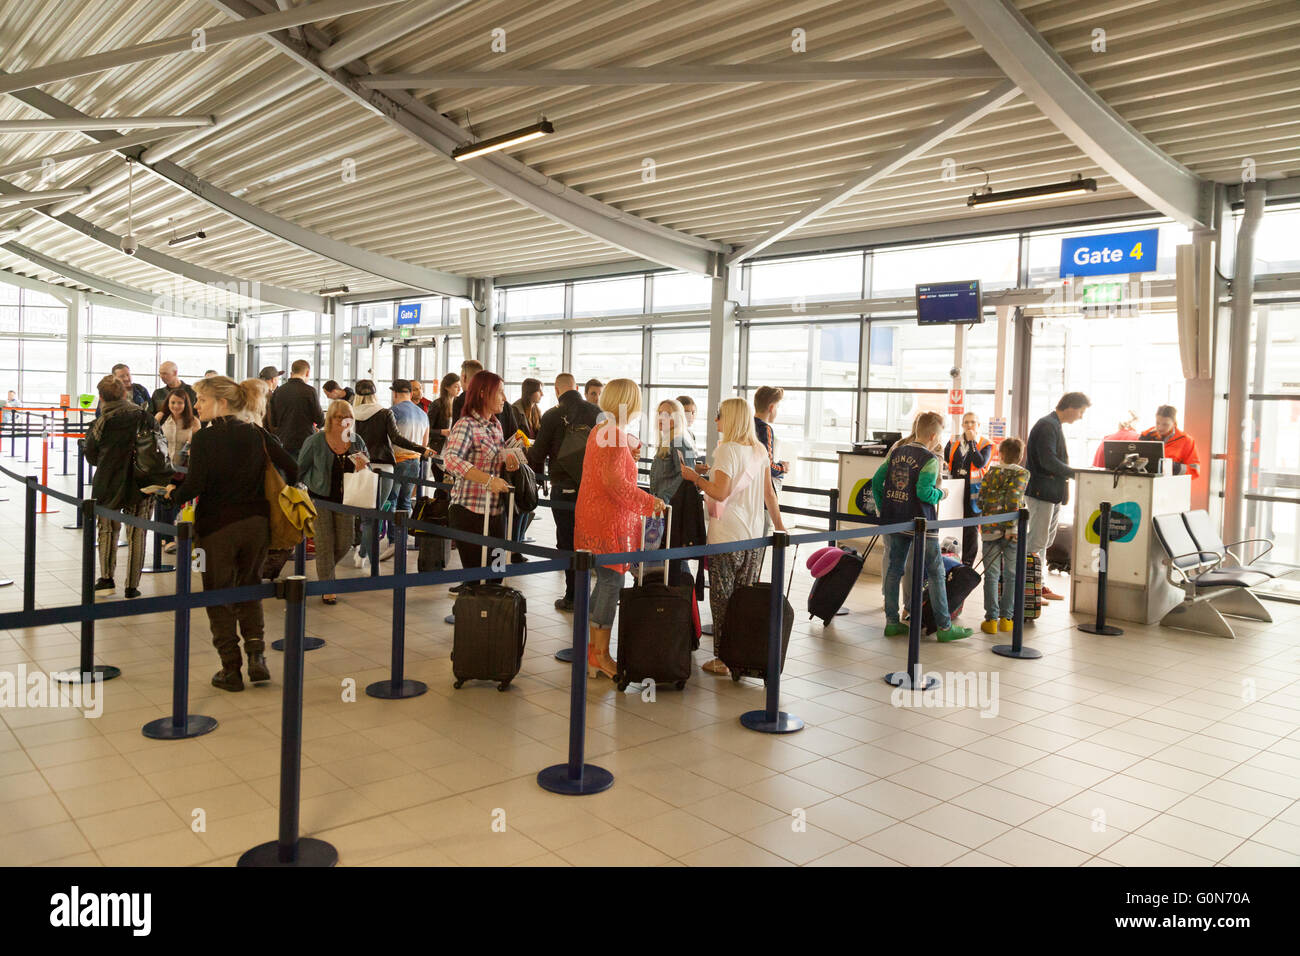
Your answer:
[1103,439,1166,473]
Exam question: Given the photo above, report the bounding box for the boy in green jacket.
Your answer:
[975,437,1030,633]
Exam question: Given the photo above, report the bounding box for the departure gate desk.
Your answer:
[836,448,965,576]
[1070,469,1191,625]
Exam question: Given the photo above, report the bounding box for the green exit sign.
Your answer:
[1081,282,1124,306]
[399,326,413,339]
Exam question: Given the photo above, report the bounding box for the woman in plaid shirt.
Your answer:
[441,371,520,585]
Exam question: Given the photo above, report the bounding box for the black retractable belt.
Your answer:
[54,499,121,685]
[1078,500,1124,637]
[885,517,940,691]
[740,530,804,734]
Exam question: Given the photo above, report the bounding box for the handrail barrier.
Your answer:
[1,454,1033,857]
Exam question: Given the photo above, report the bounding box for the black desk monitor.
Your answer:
[1103,439,1165,472]
[873,431,902,446]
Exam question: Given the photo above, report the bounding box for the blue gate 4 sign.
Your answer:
[396,303,421,326]
[1059,228,1159,277]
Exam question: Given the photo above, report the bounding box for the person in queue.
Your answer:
[442,371,521,592]
[451,360,483,423]
[258,365,283,393]
[1025,391,1090,601]
[584,378,603,405]
[428,372,460,481]
[975,437,1029,634]
[1139,405,1201,478]
[323,380,355,404]
[95,363,151,417]
[575,379,664,679]
[352,379,431,565]
[528,372,601,611]
[84,375,155,599]
[156,387,198,554]
[151,361,196,415]
[164,376,299,691]
[681,398,786,676]
[677,395,699,444]
[267,359,323,457]
[513,377,543,440]
[649,397,706,587]
[1092,410,1140,467]
[943,412,994,566]
[297,399,370,605]
[410,379,432,415]
[389,379,432,535]
[870,411,974,642]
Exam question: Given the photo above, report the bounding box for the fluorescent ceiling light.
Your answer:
[452,120,554,161]
[318,284,350,296]
[967,176,1097,209]
[168,230,206,247]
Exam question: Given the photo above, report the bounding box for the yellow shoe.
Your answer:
[980,620,998,635]
[998,618,1014,632]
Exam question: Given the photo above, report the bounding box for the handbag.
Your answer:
[342,465,379,508]
[262,438,305,550]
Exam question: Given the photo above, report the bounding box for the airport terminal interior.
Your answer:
[1,0,1299,872]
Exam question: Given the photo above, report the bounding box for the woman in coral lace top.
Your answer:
[575,378,664,680]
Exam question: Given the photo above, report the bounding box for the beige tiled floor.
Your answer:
[2,455,1299,867]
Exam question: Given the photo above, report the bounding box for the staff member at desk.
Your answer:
[943,412,993,566]
[1139,405,1201,478]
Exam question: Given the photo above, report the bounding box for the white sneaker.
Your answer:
[378,543,396,562]
[352,548,364,569]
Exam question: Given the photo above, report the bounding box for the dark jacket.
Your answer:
[168,416,299,538]
[753,417,786,481]
[151,382,197,416]
[353,404,423,466]
[428,398,454,453]
[1025,411,1073,505]
[267,377,324,455]
[453,391,521,440]
[84,399,153,510]
[94,382,151,418]
[870,442,944,531]
[527,389,601,492]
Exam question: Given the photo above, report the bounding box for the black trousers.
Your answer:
[553,493,576,599]
[961,483,979,566]
[449,504,506,586]
[198,514,269,668]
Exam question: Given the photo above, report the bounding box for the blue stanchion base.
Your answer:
[701,623,713,636]
[237,837,338,868]
[365,678,428,699]
[444,613,455,625]
[835,607,849,616]
[1077,623,1124,636]
[740,710,804,734]
[140,563,175,574]
[62,521,80,530]
[141,714,219,740]
[0,579,11,587]
[883,670,939,690]
[991,643,1044,659]
[555,646,574,663]
[53,664,122,683]
[271,636,325,651]
[537,763,614,796]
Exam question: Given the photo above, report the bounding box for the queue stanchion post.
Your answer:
[23,412,31,462]
[367,509,426,699]
[140,495,174,573]
[885,517,939,690]
[55,499,121,684]
[1078,500,1124,637]
[741,531,803,734]
[538,549,613,795]
[272,538,325,651]
[993,508,1042,659]
[239,575,338,867]
[22,477,36,613]
[142,520,217,739]
[64,439,85,529]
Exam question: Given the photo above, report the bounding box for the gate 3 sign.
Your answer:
[1059,228,1158,277]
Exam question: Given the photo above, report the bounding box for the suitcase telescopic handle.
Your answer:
[637,502,672,586]
[481,486,515,567]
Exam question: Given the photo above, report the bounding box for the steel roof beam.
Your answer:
[0,116,215,132]
[204,0,725,275]
[943,0,1211,229]
[318,0,478,70]
[0,129,175,177]
[727,81,1020,264]
[361,57,1008,89]
[0,0,410,97]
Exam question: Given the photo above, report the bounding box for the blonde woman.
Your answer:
[165,376,299,692]
[681,398,785,677]
[297,400,370,604]
[575,379,664,679]
[649,398,707,585]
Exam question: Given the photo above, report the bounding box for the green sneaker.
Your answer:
[884,622,908,636]
[937,625,974,643]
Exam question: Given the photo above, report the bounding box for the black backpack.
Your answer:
[132,412,172,484]
[508,459,538,513]
[553,414,590,488]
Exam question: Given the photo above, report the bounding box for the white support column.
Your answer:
[951,323,967,445]
[705,261,740,458]
[993,305,1013,423]
[327,301,342,382]
[477,278,496,374]
[66,291,84,400]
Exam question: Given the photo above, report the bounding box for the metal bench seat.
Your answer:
[1151,513,1273,639]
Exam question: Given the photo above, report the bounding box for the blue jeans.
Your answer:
[589,566,624,628]
[387,460,420,540]
[981,536,1018,620]
[882,532,950,630]
[359,472,395,561]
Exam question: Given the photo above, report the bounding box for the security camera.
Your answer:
[120,233,138,256]
[949,366,961,379]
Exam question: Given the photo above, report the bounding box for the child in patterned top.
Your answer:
[975,437,1030,634]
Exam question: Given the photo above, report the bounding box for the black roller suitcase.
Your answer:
[920,561,982,635]
[452,491,527,691]
[720,548,797,683]
[807,545,866,625]
[616,506,694,691]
